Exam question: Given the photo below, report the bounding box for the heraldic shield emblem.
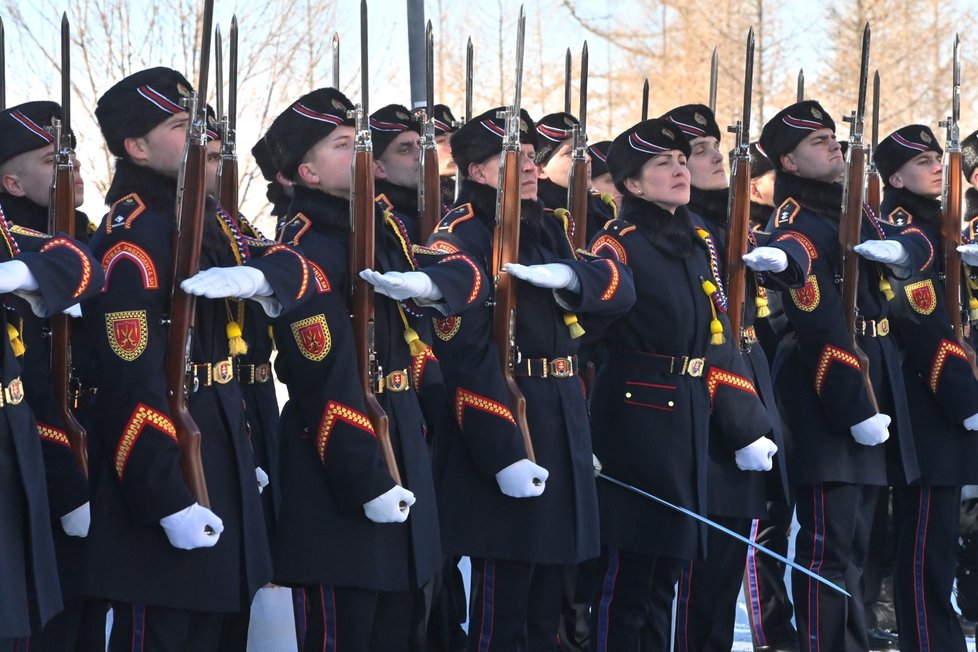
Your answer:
[905,279,937,315]
[433,315,461,341]
[291,314,331,361]
[790,275,821,312]
[106,310,149,361]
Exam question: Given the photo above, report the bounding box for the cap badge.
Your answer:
[176,83,191,98]
[662,128,675,140]
[694,112,707,125]
[396,111,410,120]
[332,98,347,110]
[564,116,576,127]
[811,107,823,119]
[921,130,932,144]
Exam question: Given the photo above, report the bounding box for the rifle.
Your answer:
[837,22,878,411]
[48,14,87,477]
[797,68,804,102]
[567,41,589,250]
[164,0,215,507]
[417,20,440,241]
[332,32,340,88]
[215,16,238,216]
[724,28,754,348]
[867,70,881,216]
[350,0,403,488]
[455,36,472,202]
[491,6,538,468]
[940,34,977,368]
[708,47,718,114]
[641,78,649,121]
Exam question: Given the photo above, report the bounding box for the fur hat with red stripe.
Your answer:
[660,104,721,143]
[369,104,420,158]
[433,104,458,136]
[0,101,74,167]
[874,124,943,186]
[607,118,691,194]
[449,106,536,178]
[96,67,194,158]
[588,140,612,179]
[759,100,836,172]
[534,112,579,164]
[265,87,356,182]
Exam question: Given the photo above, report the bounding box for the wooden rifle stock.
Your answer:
[724,154,750,345]
[418,137,440,241]
[866,168,881,218]
[942,149,978,369]
[49,126,87,477]
[567,133,589,251]
[838,143,879,411]
[351,136,402,485]
[492,147,535,462]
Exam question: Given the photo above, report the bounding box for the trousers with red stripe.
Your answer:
[792,482,878,652]
[291,585,414,652]
[892,485,968,652]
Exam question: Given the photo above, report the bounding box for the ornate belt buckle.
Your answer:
[386,369,409,391]
[877,318,890,336]
[5,377,24,406]
[256,363,271,383]
[685,357,706,378]
[549,357,573,378]
[214,358,234,384]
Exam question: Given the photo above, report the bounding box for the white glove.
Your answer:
[363,485,416,523]
[0,260,39,293]
[61,501,91,538]
[181,266,273,299]
[592,453,603,475]
[359,269,444,302]
[159,503,224,550]
[850,413,891,446]
[495,458,549,498]
[964,412,978,431]
[504,263,581,293]
[743,247,788,273]
[854,240,910,275]
[62,303,82,318]
[734,436,778,471]
[958,244,978,267]
[256,466,269,494]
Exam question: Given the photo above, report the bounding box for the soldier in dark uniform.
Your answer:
[653,103,788,652]
[0,101,105,652]
[259,87,477,652]
[412,106,634,652]
[856,124,978,652]
[252,135,293,226]
[85,67,311,651]
[0,111,103,650]
[744,100,919,652]
[962,131,978,222]
[587,118,775,651]
[587,140,620,217]
[534,112,615,242]
[433,104,459,210]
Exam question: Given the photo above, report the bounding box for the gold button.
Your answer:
[668,401,675,407]
[625,392,632,399]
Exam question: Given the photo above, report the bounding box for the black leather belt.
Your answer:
[612,349,706,377]
[514,355,578,378]
[190,357,235,390]
[237,362,272,384]
[855,317,890,337]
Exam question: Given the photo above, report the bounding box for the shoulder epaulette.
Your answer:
[438,203,475,233]
[591,219,634,264]
[885,206,913,226]
[605,218,637,237]
[776,197,801,226]
[281,212,313,246]
[105,193,147,234]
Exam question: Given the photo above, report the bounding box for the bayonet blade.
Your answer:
[578,41,588,134]
[952,33,961,135]
[196,0,215,116]
[425,20,434,115]
[797,68,804,102]
[0,17,5,110]
[512,6,525,121]
[465,36,473,122]
[871,70,880,151]
[332,32,340,88]
[61,13,69,132]
[229,16,237,133]
[360,0,369,115]
[564,48,571,114]
[852,22,870,143]
[641,78,649,121]
[214,24,224,124]
[709,47,718,113]
[741,28,754,147]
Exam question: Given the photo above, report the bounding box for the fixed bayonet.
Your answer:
[332,32,340,88]
[708,47,718,113]
[60,13,69,133]
[228,16,237,140]
[797,68,804,102]
[564,47,571,114]
[567,41,589,249]
[0,17,5,110]
[417,19,439,240]
[214,24,224,126]
[641,78,649,121]
[867,69,881,215]
[578,41,588,135]
[465,37,473,122]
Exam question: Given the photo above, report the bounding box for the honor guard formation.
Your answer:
[6,4,978,652]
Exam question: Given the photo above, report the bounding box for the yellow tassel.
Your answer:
[701,279,718,296]
[755,294,771,318]
[402,325,430,356]
[970,296,978,321]
[710,318,725,345]
[563,312,585,339]
[226,320,249,357]
[879,277,895,301]
[6,323,24,357]
[267,325,276,351]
